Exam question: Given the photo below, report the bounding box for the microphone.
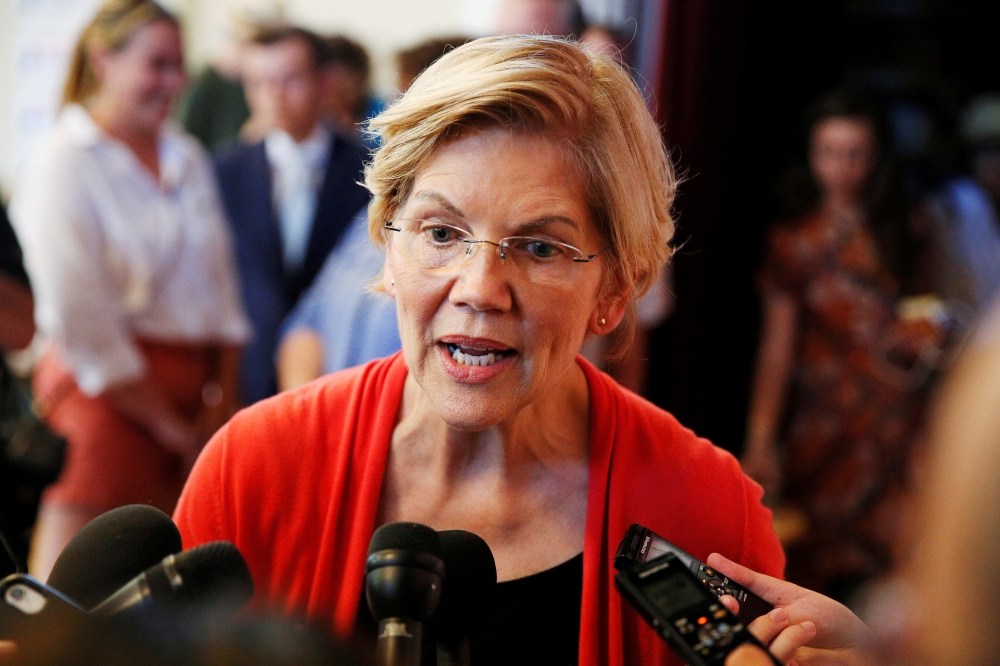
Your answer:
[365,522,445,666]
[46,504,182,610]
[91,541,254,617]
[433,530,497,666]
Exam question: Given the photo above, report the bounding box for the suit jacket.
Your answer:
[215,133,370,404]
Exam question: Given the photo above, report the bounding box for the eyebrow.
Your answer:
[411,191,582,234]
[412,191,464,218]
[517,216,580,233]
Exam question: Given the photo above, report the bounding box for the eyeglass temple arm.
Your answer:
[574,246,610,263]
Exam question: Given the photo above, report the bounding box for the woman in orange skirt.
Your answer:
[10,0,250,578]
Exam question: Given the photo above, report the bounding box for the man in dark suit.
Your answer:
[215,26,370,404]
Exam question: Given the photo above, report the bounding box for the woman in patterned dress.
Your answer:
[742,95,938,600]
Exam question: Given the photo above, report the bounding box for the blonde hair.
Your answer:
[365,35,676,357]
[63,0,179,107]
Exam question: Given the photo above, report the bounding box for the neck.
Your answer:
[88,100,161,177]
[282,121,321,144]
[820,194,862,220]
[89,101,158,149]
[395,363,591,483]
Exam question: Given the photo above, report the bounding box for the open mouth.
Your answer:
[445,343,513,367]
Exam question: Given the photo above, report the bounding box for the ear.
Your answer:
[588,287,630,336]
[383,255,396,299]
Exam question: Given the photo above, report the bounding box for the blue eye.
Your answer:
[427,226,459,243]
[523,240,561,259]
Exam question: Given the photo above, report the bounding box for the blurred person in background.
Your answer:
[923,94,1000,314]
[214,25,370,405]
[394,36,470,96]
[0,197,39,571]
[319,35,375,147]
[742,94,941,601]
[9,0,251,579]
[176,19,251,151]
[0,201,33,354]
[576,22,675,395]
[495,0,586,37]
[720,295,1000,666]
[275,36,473,392]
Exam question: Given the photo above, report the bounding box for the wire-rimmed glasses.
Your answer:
[384,218,606,285]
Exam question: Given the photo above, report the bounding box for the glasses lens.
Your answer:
[392,220,469,268]
[503,236,583,284]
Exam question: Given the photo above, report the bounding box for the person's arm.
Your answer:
[104,378,200,460]
[0,274,34,351]
[709,553,876,666]
[743,290,799,495]
[277,329,324,392]
[196,343,243,441]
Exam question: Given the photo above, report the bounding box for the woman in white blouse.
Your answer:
[10,0,251,578]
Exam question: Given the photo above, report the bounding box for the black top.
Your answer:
[0,202,29,286]
[356,552,583,665]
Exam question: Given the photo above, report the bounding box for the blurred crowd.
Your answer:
[1,0,1000,662]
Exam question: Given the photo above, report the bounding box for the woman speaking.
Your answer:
[175,36,784,664]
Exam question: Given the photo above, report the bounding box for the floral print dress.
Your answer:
[761,212,937,598]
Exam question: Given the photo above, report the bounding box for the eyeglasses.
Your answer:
[384,218,607,285]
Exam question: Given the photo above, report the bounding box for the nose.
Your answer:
[448,242,514,313]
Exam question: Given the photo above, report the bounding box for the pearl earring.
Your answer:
[391,279,395,286]
[599,317,606,326]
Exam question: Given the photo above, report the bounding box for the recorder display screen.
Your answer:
[644,571,706,617]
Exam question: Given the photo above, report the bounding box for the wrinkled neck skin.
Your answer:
[394,359,591,488]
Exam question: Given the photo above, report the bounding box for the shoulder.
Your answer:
[214,140,264,175]
[585,362,783,576]
[332,132,368,161]
[22,109,95,179]
[585,362,746,497]
[192,353,404,481]
[226,354,396,447]
[175,352,405,546]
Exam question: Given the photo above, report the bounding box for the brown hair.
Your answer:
[63,0,178,107]
[366,35,676,358]
[395,36,471,93]
[248,24,329,70]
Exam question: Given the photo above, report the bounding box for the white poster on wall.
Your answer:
[8,0,99,183]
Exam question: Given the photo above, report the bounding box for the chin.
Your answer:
[426,382,524,433]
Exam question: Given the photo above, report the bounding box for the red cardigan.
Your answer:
[174,352,784,665]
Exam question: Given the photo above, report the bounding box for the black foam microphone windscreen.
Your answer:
[92,541,254,616]
[367,521,442,558]
[365,522,445,666]
[46,504,182,610]
[434,530,497,666]
[435,530,497,639]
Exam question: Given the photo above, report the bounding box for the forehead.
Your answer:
[120,19,181,56]
[812,117,875,146]
[407,130,588,222]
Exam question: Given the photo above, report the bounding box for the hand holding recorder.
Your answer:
[708,553,876,666]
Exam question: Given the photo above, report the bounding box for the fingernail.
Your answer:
[801,620,816,635]
[768,607,788,623]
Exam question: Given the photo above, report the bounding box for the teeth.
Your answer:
[450,346,500,367]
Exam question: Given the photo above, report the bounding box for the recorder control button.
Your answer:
[703,567,716,577]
